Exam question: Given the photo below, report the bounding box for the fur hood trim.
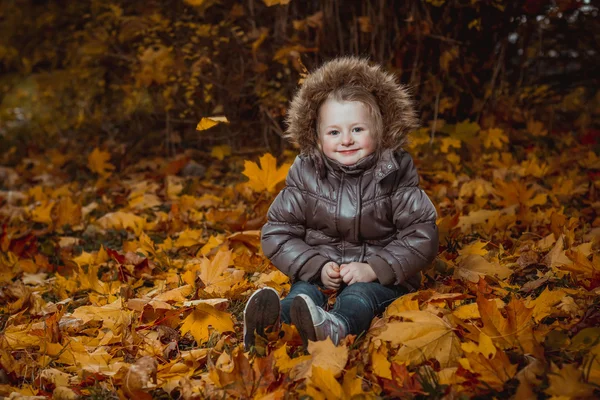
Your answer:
[285,57,419,157]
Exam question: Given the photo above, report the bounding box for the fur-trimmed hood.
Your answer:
[285,57,419,158]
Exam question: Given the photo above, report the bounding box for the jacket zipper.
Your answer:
[337,173,345,260]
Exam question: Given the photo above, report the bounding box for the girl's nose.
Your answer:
[341,131,354,145]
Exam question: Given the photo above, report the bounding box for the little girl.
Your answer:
[244,57,439,349]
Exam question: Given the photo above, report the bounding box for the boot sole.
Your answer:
[243,288,280,350]
[290,295,317,347]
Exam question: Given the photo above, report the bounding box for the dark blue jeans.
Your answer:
[281,281,409,336]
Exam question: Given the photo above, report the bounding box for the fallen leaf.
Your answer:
[180,303,234,344]
[377,310,461,367]
[88,147,115,177]
[545,363,595,398]
[196,116,229,131]
[242,153,290,193]
[454,254,512,283]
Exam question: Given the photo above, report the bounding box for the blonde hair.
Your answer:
[316,86,384,151]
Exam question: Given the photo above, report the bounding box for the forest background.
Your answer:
[0,0,599,399]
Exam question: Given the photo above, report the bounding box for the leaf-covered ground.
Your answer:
[1,121,599,399]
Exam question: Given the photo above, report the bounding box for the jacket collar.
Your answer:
[320,149,399,182]
[373,149,400,183]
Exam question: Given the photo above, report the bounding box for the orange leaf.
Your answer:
[87,147,115,177]
[242,153,291,193]
[180,303,234,344]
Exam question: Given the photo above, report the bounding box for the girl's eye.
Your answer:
[328,130,340,136]
[352,127,363,133]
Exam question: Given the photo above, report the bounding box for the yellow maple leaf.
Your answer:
[87,147,115,177]
[453,119,481,140]
[459,348,517,389]
[477,296,542,357]
[211,145,232,160]
[527,287,567,322]
[457,241,489,258]
[385,293,420,316]
[174,228,204,248]
[527,119,547,136]
[263,0,291,6]
[153,284,195,303]
[55,196,82,230]
[516,156,550,178]
[199,249,231,287]
[30,200,54,225]
[273,345,311,374]
[453,302,480,320]
[196,116,229,131]
[545,363,595,398]
[95,211,146,236]
[461,332,496,359]
[440,137,461,153]
[199,235,224,256]
[376,310,461,367]
[482,128,508,149]
[180,303,234,343]
[371,345,392,379]
[303,366,343,399]
[242,153,291,193]
[454,254,512,283]
[71,299,132,331]
[457,209,501,232]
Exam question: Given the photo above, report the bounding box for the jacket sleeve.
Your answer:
[367,186,439,287]
[260,157,329,282]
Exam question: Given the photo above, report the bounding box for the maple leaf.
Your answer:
[527,119,547,136]
[209,346,275,397]
[242,153,291,193]
[70,299,133,332]
[545,363,595,398]
[289,337,349,381]
[482,128,508,149]
[30,200,54,225]
[477,296,543,358]
[494,180,547,208]
[457,209,502,232]
[263,0,291,7]
[302,366,343,399]
[180,303,234,343]
[385,293,420,315]
[87,147,115,177]
[376,310,461,367]
[173,228,204,248]
[454,254,512,283]
[273,344,311,374]
[459,347,517,389]
[55,196,82,230]
[453,119,481,140]
[371,344,393,379]
[526,287,568,322]
[199,234,224,256]
[440,137,461,153]
[95,211,146,236]
[461,332,497,359]
[195,249,240,293]
[196,115,229,131]
[210,144,232,160]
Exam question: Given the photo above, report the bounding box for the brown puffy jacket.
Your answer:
[261,57,439,290]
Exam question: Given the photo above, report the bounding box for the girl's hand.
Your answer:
[321,261,342,289]
[339,262,377,285]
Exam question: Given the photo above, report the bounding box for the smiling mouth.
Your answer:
[338,149,359,155]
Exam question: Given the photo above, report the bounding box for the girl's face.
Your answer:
[317,99,376,166]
